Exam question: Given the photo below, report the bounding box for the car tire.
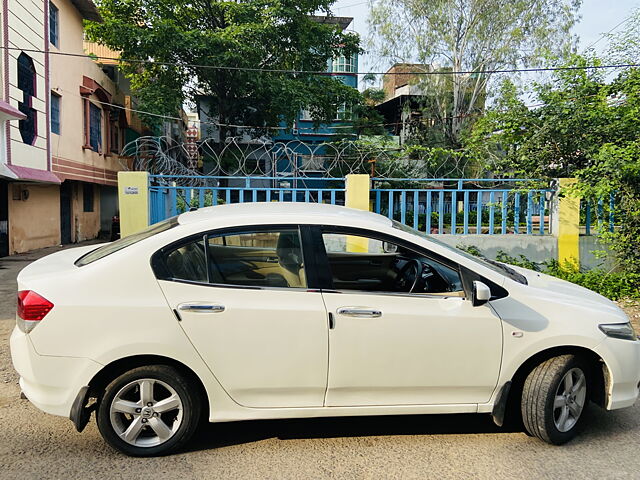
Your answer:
[521,354,589,445]
[97,365,201,457]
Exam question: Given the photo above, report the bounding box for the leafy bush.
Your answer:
[462,248,640,301]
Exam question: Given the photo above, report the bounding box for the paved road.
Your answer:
[1,245,639,479]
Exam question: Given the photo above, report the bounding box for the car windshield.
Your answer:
[75,217,179,266]
[391,220,528,285]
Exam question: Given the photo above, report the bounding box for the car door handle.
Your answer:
[177,302,225,313]
[337,308,382,318]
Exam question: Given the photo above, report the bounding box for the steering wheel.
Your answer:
[393,259,423,293]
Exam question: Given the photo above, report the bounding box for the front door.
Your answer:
[156,227,329,408]
[317,228,503,407]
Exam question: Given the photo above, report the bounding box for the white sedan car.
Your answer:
[10,203,640,456]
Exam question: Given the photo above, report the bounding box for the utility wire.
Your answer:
[2,45,640,76]
[583,14,634,51]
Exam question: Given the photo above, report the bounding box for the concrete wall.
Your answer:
[435,234,607,270]
[435,234,557,264]
[8,183,60,253]
[580,236,615,270]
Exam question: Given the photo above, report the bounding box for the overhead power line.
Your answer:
[583,14,634,52]
[1,45,639,76]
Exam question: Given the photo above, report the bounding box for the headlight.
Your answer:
[599,322,638,341]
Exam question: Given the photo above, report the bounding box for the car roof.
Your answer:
[178,202,393,228]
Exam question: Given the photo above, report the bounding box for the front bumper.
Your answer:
[10,326,102,417]
[595,336,640,410]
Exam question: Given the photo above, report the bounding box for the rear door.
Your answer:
[155,226,329,408]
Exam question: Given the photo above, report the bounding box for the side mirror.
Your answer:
[472,281,492,307]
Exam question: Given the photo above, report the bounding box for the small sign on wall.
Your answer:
[124,186,139,195]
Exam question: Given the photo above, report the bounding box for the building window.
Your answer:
[88,102,102,152]
[109,109,120,153]
[18,53,36,97]
[49,3,59,47]
[17,53,37,145]
[83,183,94,212]
[51,92,61,134]
[335,103,352,121]
[332,53,357,74]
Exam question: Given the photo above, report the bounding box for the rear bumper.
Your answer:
[594,337,640,410]
[10,326,102,417]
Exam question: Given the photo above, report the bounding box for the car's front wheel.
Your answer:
[521,354,589,445]
[97,365,201,456]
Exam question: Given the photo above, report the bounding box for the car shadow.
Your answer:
[185,412,518,452]
[181,402,638,453]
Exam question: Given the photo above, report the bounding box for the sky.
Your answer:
[330,0,640,75]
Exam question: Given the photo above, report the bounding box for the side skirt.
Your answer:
[209,403,480,423]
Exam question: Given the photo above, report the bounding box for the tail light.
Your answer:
[17,290,54,333]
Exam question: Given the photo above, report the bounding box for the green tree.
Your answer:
[351,74,387,136]
[465,56,640,273]
[85,1,362,140]
[368,0,582,147]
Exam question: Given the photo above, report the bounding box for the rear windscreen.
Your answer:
[75,217,179,266]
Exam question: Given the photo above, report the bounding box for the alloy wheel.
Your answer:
[553,367,587,433]
[109,378,184,447]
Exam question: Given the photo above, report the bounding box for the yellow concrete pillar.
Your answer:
[556,178,580,267]
[117,171,149,238]
[345,174,370,211]
[345,174,370,252]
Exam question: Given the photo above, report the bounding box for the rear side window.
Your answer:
[75,217,179,266]
[155,228,307,289]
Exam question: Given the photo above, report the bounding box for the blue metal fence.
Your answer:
[148,175,614,236]
[581,193,616,235]
[371,178,553,235]
[149,175,346,225]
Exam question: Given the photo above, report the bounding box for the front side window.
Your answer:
[322,231,463,295]
[159,228,307,288]
[391,220,527,285]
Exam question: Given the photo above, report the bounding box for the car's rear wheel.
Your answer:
[521,354,588,445]
[97,365,201,456]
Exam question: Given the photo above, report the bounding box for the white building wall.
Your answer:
[6,0,48,171]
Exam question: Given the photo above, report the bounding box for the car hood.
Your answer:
[507,265,628,322]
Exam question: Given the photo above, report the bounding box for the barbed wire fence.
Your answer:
[120,136,474,187]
